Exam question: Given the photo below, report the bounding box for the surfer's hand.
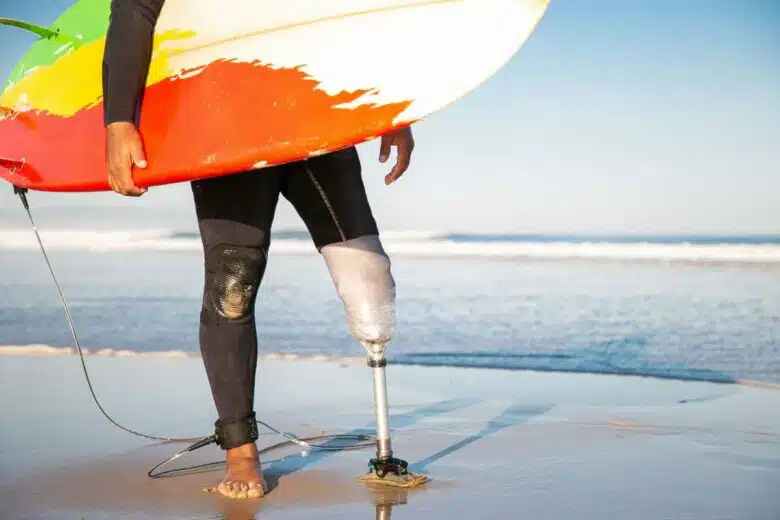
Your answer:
[106,122,148,197]
[379,126,415,185]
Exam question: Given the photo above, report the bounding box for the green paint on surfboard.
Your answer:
[3,0,110,88]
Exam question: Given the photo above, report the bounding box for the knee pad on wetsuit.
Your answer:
[321,235,396,344]
[206,244,266,320]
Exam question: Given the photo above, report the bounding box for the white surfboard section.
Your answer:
[154,0,550,124]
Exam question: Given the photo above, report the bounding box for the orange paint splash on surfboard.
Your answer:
[0,60,414,191]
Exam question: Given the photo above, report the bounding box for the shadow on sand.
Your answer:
[264,397,480,489]
[211,399,549,520]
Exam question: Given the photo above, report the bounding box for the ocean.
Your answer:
[1,227,779,385]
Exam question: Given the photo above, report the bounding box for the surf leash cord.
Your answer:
[12,186,375,479]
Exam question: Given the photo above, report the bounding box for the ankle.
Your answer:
[226,442,258,462]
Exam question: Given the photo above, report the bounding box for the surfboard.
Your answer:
[0,0,550,192]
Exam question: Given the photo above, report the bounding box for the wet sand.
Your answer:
[1,353,778,519]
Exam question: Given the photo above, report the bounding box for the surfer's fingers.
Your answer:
[128,138,148,170]
[118,145,147,196]
[382,130,414,184]
[119,177,147,197]
[387,137,414,183]
[378,134,393,163]
[385,153,410,185]
[109,157,145,197]
[107,161,128,195]
[105,123,146,196]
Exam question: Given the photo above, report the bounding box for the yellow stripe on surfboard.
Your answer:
[0,30,195,117]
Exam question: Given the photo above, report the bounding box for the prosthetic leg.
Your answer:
[358,339,428,487]
[322,236,428,488]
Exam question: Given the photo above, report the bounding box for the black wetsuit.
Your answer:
[103,0,380,447]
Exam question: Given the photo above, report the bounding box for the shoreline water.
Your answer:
[2,344,779,391]
[2,245,779,386]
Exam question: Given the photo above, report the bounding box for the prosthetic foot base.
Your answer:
[357,457,429,488]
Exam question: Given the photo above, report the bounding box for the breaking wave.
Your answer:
[1,228,779,264]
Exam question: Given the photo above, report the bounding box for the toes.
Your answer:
[217,479,264,500]
[217,480,238,498]
[247,482,265,499]
[216,481,232,497]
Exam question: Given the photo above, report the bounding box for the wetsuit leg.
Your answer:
[191,168,283,435]
[282,147,379,248]
[282,148,396,346]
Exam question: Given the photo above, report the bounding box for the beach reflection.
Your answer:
[370,487,408,520]
[212,485,410,520]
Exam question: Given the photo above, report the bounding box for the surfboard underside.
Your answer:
[0,0,551,192]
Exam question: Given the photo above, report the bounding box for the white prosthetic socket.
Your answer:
[321,234,396,460]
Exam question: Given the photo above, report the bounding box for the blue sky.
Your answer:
[0,0,778,234]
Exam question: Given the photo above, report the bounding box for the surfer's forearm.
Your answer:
[102,0,166,126]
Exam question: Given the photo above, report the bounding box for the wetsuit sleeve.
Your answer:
[102,0,166,126]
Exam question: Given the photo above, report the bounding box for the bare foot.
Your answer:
[216,442,266,500]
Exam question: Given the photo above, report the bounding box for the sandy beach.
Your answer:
[1,351,778,520]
